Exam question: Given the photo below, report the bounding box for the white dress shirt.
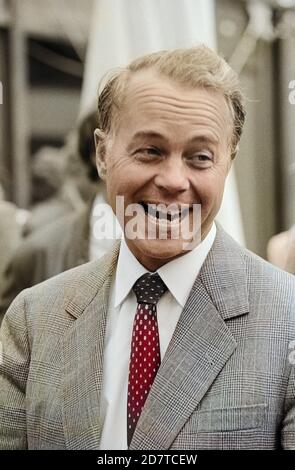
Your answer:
[99,223,216,450]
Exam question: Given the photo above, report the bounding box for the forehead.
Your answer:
[116,70,233,141]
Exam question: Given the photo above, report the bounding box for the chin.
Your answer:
[129,238,191,270]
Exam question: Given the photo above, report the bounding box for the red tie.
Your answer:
[127,273,167,447]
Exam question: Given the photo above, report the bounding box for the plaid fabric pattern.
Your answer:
[0,227,294,450]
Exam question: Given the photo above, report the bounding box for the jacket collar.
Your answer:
[65,225,249,321]
[65,241,120,319]
[199,224,249,320]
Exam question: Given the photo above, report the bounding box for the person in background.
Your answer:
[0,180,29,306]
[0,110,121,322]
[0,46,294,450]
[25,140,87,235]
[78,108,122,261]
[0,181,5,200]
[267,226,295,274]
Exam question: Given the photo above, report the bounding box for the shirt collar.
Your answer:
[115,223,216,308]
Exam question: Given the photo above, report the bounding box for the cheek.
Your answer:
[106,158,144,202]
[192,172,220,193]
[191,172,227,207]
[107,151,131,174]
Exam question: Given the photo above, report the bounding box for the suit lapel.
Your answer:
[62,242,120,450]
[130,227,249,450]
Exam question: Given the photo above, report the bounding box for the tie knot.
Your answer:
[133,273,167,305]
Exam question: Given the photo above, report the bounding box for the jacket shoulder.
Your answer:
[215,227,295,312]
[242,242,295,288]
[8,241,120,328]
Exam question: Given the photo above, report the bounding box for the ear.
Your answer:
[94,128,107,180]
[226,142,236,174]
[227,154,233,175]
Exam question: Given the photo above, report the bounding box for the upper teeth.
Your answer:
[141,202,189,221]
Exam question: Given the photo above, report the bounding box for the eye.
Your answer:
[188,151,213,168]
[197,153,211,161]
[134,147,162,158]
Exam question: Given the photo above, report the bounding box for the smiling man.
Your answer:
[0,46,295,450]
[95,64,234,269]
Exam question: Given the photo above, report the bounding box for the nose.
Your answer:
[154,156,190,194]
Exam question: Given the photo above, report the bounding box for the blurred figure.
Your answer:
[267,227,295,274]
[0,183,4,200]
[0,182,28,303]
[0,110,121,322]
[31,146,66,203]
[62,129,99,206]
[25,141,87,235]
[78,109,122,261]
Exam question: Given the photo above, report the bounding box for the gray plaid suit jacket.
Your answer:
[0,226,295,450]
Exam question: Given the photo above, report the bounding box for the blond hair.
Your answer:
[97,45,246,159]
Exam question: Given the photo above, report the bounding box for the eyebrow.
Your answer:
[188,135,219,146]
[129,130,218,146]
[130,131,166,142]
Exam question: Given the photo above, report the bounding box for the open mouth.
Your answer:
[139,202,190,222]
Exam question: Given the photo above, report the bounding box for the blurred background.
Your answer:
[0,0,295,310]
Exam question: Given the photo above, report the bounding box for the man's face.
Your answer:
[97,70,233,271]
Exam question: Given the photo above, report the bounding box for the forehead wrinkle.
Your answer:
[150,105,228,127]
[127,82,231,115]
[127,93,232,130]
[129,91,228,114]
[122,80,233,147]
[136,105,229,141]
[129,85,214,107]
[126,71,233,112]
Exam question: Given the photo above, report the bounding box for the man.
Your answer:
[0,46,294,450]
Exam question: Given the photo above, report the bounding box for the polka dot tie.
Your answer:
[127,272,167,447]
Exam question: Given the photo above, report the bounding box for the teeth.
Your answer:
[140,202,189,221]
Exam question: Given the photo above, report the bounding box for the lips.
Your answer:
[139,201,190,222]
